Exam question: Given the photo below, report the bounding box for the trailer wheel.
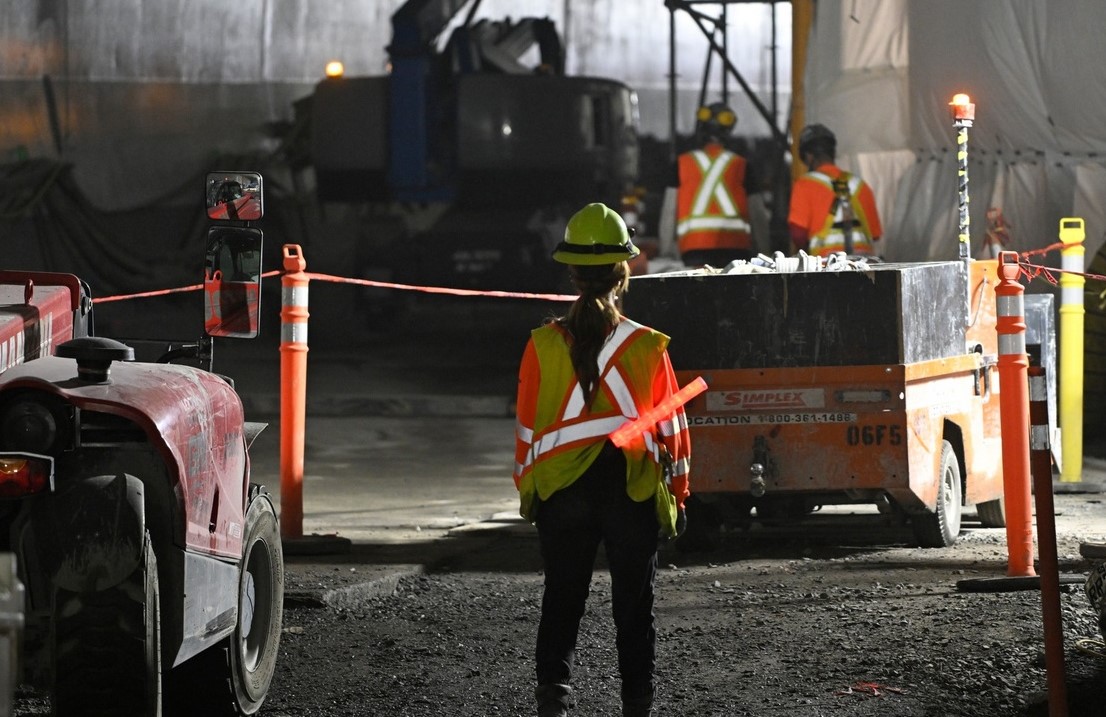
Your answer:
[167,492,283,716]
[912,440,963,548]
[53,532,161,716]
[976,497,1006,528]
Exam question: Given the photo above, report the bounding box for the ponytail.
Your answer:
[557,262,630,408]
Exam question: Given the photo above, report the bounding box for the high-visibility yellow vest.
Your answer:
[514,319,688,534]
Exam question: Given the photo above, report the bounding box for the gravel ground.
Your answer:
[13,497,1106,716]
[256,496,1106,717]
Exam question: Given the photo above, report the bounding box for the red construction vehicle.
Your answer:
[627,257,1020,549]
[0,171,282,715]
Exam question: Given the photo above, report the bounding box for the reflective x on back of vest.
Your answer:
[690,149,738,218]
[522,320,667,480]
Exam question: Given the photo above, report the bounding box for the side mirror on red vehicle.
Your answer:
[204,170,265,339]
[206,171,263,222]
[204,226,263,339]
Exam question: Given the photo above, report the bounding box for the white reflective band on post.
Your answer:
[1029,374,1049,450]
[995,294,1023,317]
[281,323,308,344]
[282,285,309,307]
[998,333,1025,356]
[1029,374,1047,402]
[1062,286,1083,304]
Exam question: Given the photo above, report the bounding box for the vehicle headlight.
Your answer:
[0,400,60,454]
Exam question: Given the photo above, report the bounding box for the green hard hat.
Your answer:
[552,203,640,265]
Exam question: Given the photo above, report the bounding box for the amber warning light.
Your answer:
[950,93,975,122]
[0,454,54,498]
[325,61,345,78]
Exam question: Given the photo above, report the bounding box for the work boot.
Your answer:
[535,683,572,717]
[622,692,653,717]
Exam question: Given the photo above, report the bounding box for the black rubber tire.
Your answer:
[976,497,1006,528]
[166,492,283,716]
[53,533,161,716]
[912,440,963,548]
[231,493,284,713]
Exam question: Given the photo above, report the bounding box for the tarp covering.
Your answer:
[0,0,789,210]
[806,0,1106,267]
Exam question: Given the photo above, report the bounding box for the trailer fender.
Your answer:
[28,474,146,593]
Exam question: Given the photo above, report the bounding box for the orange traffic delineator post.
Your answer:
[1029,365,1069,717]
[280,245,309,540]
[278,245,351,555]
[995,251,1035,577]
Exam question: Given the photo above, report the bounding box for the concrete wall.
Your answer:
[1,0,791,209]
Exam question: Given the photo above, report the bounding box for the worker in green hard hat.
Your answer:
[514,202,692,717]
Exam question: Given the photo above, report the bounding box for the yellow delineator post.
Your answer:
[1058,218,1085,483]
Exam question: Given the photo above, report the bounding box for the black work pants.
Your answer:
[535,443,659,701]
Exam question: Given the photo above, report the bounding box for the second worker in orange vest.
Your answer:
[675,101,755,268]
[788,123,883,257]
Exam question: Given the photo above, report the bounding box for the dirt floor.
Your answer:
[252,494,1106,717]
[12,496,1106,717]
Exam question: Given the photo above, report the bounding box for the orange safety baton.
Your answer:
[609,377,707,448]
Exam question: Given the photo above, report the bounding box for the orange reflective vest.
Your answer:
[676,143,751,255]
[788,164,882,256]
[513,319,691,536]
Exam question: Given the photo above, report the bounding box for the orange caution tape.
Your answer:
[303,272,576,302]
[93,270,575,305]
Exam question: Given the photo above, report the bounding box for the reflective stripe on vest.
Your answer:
[517,320,650,477]
[805,171,874,255]
[677,150,751,237]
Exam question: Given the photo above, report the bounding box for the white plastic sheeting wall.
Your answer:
[0,0,790,210]
[806,0,1106,266]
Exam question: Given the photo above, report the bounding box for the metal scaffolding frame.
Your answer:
[664,0,790,160]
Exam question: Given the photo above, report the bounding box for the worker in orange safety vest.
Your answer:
[675,101,753,267]
[788,123,883,257]
[514,202,691,717]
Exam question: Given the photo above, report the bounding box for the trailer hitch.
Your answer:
[750,436,772,497]
[750,463,766,497]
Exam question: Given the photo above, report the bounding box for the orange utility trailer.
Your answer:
[626,259,1009,548]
